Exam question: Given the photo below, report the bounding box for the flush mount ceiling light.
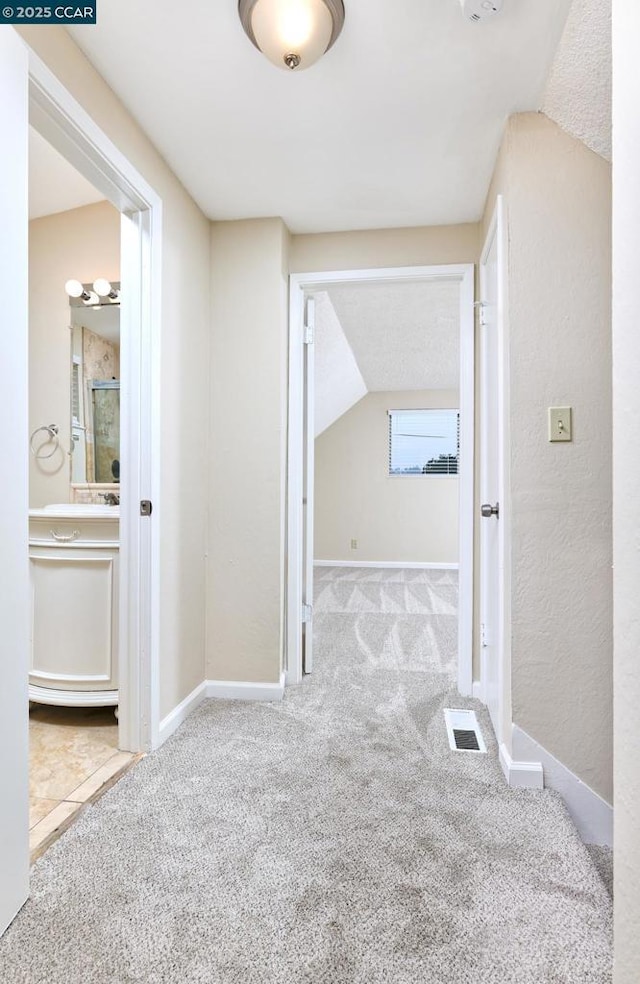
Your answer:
[238,0,345,71]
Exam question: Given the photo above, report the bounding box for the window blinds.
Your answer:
[388,409,460,475]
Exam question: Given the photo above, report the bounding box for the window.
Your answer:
[388,409,460,476]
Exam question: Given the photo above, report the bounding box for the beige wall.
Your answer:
[483,112,612,803]
[207,219,289,684]
[315,391,459,564]
[29,201,120,508]
[290,224,480,273]
[612,0,640,976]
[20,27,211,719]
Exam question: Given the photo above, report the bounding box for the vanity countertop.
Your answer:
[29,503,120,520]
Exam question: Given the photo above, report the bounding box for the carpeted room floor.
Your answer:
[0,567,612,983]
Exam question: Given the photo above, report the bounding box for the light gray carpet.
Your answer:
[586,845,614,898]
[0,567,612,982]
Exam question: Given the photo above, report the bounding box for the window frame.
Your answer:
[387,407,461,479]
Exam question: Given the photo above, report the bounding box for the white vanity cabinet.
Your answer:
[28,506,120,707]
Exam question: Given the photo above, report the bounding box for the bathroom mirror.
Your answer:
[69,285,120,488]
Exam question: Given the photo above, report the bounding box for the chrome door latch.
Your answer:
[481,502,499,519]
[140,500,153,517]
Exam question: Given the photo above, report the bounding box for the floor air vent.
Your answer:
[444,708,487,754]
[453,729,480,751]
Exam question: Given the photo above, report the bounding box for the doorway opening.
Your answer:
[24,57,162,861]
[287,265,475,695]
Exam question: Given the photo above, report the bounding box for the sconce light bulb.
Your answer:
[65,279,85,298]
[93,278,113,298]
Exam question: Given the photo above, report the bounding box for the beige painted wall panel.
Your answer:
[290,224,480,273]
[315,391,459,564]
[208,219,289,684]
[612,0,640,975]
[29,201,120,508]
[485,113,612,803]
[20,27,210,718]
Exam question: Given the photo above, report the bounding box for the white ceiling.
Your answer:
[313,277,459,433]
[71,303,120,345]
[324,279,460,392]
[29,127,105,219]
[68,0,571,233]
[542,0,611,161]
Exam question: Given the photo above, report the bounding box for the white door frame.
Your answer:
[287,264,475,695]
[27,46,163,753]
[479,197,512,749]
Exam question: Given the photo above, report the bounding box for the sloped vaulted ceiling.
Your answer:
[542,0,611,161]
[314,280,460,436]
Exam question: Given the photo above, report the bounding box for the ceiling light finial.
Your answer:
[238,0,345,72]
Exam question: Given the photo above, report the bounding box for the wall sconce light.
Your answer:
[65,279,121,307]
[93,278,120,302]
[65,279,92,302]
[238,0,345,72]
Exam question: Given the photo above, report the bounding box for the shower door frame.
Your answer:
[28,48,162,754]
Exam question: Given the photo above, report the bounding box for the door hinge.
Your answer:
[304,296,315,344]
[475,300,488,327]
[481,622,487,648]
[302,603,313,623]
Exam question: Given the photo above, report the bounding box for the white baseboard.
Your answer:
[158,681,207,745]
[206,673,285,702]
[157,673,286,745]
[314,560,459,570]
[512,725,613,846]
[472,680,483,701]
[499,742,544,790]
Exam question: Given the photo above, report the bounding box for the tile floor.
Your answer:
[29,704,137,860]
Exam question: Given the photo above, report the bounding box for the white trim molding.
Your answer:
[28,49,163,756]
[158,682,208,745]
[206,675,286,702]
[158,674,287,745]
[499,742,544,790]
[314,560,459,570]
[511,725,613,846]
[288,264,475,695]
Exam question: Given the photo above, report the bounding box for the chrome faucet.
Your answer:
[102,492,120,506]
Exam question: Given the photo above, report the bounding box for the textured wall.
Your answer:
[21,26,211,721]
[484,113,612,803]
[28,201,120,508]
[315,391,460,565]
[290,224,480,273]
[314,292,367,437]
[208,219,289,684]
[612,0,640,976]
[542,0,611,161]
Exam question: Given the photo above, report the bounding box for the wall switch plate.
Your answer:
[350,539,358,550]
[548,407,572,442]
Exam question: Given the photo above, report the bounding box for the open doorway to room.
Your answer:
[287,265,475,697]
[18,49,164,868]
[311,279,462,685]
[26,128,137,860]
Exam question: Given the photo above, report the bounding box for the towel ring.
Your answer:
[30,424,60,460]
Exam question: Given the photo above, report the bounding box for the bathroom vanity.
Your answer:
[28,504,120,707]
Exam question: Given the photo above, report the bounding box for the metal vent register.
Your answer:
[444,709,487,754]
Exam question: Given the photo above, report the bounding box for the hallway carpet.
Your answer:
[0,567,612,982]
